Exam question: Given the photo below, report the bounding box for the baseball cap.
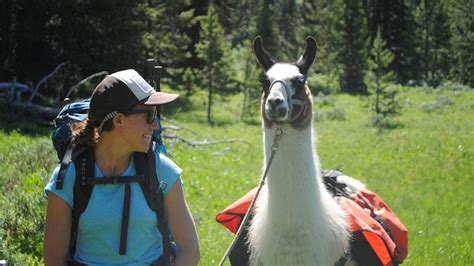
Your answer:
[88,69,178,130]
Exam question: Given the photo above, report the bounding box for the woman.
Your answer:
[44,69,200,265]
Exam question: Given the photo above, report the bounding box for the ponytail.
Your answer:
[71,116,115,147]
[71,118,98,147]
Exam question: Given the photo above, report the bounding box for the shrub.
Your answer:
[420,96,454,113]
[308,74,340,95]
[325,107,347,121]
[314,110,325,121]
[439,81,472,91]
[0,187,45,265]
[314,91,336,107]
[370,113,398,129]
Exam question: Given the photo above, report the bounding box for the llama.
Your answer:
[248,36,361,266]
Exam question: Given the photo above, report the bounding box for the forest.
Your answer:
[1,0,473,264]
[1,0,473,122]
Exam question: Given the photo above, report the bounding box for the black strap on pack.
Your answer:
[87,175,144,185]
[135,148,172,266]
[120,183,132,255]
[56,144,88,190]
[56,143,171,264]
[323,169,352,198]
[56,145,73,190]
[69,147,95,261]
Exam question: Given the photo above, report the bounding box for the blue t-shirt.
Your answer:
[44,151,182,265]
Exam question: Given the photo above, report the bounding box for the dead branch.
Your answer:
[64,71,108,99]
[161,116,200,137]
[28,62,69,104]
[162,125,181,131]
[162,133,251,147]
[1,98,60,119]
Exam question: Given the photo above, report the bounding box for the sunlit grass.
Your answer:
[0,87,472,265]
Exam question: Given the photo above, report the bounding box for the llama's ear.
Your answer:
[296,37,317,75]
[254,36,275,71]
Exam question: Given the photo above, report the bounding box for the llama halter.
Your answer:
[268,79,309,123]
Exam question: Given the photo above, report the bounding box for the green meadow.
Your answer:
[0,87,473,265]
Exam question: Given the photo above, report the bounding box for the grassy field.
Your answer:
[0,87,473,265]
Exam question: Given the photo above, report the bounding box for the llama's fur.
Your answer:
[248,37,359,266]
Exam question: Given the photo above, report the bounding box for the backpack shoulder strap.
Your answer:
[69,146,95,261]
[134,144,171,265]
[56,144,90,190]
[56,144,74,190]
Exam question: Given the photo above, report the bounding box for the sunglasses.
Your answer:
[122,108,158,124]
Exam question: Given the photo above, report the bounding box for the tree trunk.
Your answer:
[207,70,213,124]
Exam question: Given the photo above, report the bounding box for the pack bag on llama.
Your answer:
[216,36,408,266]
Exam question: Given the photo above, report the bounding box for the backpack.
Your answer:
[216,170,408,266]
[52,98,90,161]
[52,99,172,266]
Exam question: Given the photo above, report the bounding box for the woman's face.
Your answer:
[121,105,159,152]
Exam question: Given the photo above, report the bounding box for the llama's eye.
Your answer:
[260,74,270,90]
[292,76,306,86]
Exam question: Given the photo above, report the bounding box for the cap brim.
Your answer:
[143,92,179,105]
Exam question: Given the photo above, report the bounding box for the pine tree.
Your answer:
[214,0,257,47]
[300,0,342,76]
[448,0,474,87]
[0,0,61,82]
[232,40,261,121]
[274,0,300,61]
[364,30,400,127]
[366,0,420,84]
[414,0,451,87]
[338,0,368,94]
[253,0,279,57]
[196,1,233,123]
[139,0,195,89]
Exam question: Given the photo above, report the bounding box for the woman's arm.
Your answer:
[44,192,72,266]
[164,181,200,266]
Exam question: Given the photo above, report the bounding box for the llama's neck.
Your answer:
[260,123,347,234]
[263,124,323,196]
[252,123,350,265]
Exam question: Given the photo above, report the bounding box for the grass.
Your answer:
[0,87,473,265]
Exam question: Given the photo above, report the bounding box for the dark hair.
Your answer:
[71,118,114,147]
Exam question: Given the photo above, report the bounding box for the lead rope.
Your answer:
[218,126,283,266]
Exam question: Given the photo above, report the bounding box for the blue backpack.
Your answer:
[51,99,173,265]
[52,99,90,161]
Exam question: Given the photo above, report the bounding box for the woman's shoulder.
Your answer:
[155,151,182,173]
[44,161,76,208]
[153,151,182,195]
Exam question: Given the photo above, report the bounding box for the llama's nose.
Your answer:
[268,97,284,108]
[267,97,287,116]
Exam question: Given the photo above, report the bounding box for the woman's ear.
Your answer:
[113,113,124,128]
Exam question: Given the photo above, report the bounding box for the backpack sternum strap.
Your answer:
[88,175,144,185]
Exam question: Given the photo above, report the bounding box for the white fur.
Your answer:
[248,64,353,266]
[337,175,366,192]
[267,63,302,80]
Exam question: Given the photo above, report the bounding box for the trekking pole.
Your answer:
[154,65,162,92]
[146,58,157,86]
[153,66,163,118]
[218,127,283,266]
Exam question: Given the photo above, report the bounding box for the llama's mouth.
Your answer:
[266,111,288,122]
[266,105,288,121]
